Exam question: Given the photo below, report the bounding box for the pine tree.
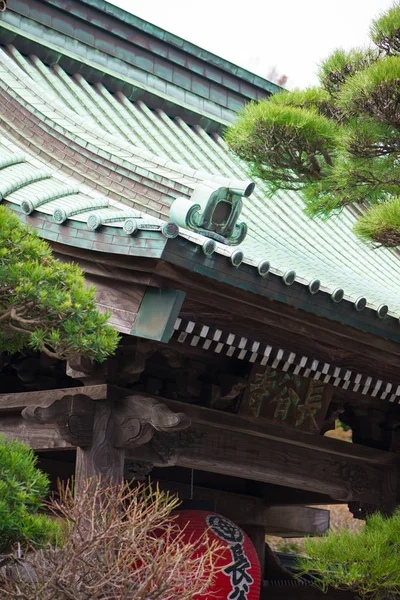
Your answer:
[0,206,119,361]
[226,3,400,247]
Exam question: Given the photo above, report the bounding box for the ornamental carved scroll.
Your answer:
[241,367,332,433]
[22,393,191,449]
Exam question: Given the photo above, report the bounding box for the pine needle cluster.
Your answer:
[0,207,119,360]
[226,2,400,246]
[298,510,400,599]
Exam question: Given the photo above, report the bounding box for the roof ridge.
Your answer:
[69,0,281,95]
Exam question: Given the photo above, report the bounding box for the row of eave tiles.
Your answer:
[2,44,400,316]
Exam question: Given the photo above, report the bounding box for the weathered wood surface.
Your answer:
[0,415,71,450]
[242,525,266,575]
[52,244,400,385]
[78,273,146,335]
[263,506,329,537]
[17,388,191,450]
[126,398,400,504]
[158,481,265,524]
[157,262,400,383]
[179,300,400,385]
[22,394,95,447]
[157,481,329,536]
[75,400,125,492]
[0,384,111,412]
[158,399,398,464]
[164,424,389,503]
[3,388,399,505]
[112,395,191,448]
[240,366,332,433]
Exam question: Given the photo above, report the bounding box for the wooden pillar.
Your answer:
[241,524,266,576]
[75,400,125,495]
[20,387,192,495]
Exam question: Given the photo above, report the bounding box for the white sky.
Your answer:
[107,0,394,89]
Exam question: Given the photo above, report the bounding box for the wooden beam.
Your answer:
[0,384,111,413]
[156,261,400,367]
[178,308,400,386]
[126,398,400,505]
[158,481,264,524]
[0,415,71,451]
[242,525,266,575]
[157,481,329,536]
[3,388,398,507]
[85,273,146,334]
[263,506,329,537]
[159,399,398,464]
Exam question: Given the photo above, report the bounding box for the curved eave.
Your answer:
[6,201,167,259]
[6,198,400,343]
[1,31,400,329]
[162,236,400,344]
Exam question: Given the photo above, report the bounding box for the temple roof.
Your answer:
[1,0,400,337]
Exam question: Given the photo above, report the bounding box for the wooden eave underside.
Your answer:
[53,242,400,392]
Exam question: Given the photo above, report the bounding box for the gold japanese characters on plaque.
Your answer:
[241,367,332,433]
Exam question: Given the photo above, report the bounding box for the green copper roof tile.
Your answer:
[0,152,26,169]
[12,182,79,214]
[0,163,52,200]
[0,16,234,128]
[51,196,110,223]
[2,36,400,320]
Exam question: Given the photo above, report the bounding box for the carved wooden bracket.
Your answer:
[21,393,191,450]
[113,395,191,448]
[22,394,95,447]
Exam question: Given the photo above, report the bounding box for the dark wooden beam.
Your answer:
[127,398,400,506]
[158,399,397,464]
[157,481,329,536]
[178,306,400,385]
[263,506,329,537]
[0,384,111,413]
[3,387,399,507]
[243,525,266,572]
[154,262,400,356]
[0,414,71,451]
[75,400,124,492]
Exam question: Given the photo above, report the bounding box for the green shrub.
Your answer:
[298,510,400,599]
[0,435,58,553]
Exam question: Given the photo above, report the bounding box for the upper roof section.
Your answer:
[1,0,400,342]
[0,0,281,130]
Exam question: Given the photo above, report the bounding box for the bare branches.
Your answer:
[0,481,222,600]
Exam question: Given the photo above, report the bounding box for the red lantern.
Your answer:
[173,510,261,600]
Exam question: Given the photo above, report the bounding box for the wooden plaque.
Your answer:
[240,367,332,433]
